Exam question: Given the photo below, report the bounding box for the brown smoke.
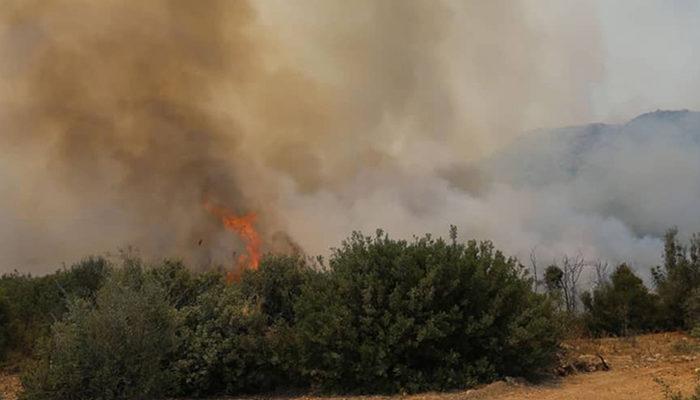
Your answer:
[0,0,276,269]
[0,0,604,273]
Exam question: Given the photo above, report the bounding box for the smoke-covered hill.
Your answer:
[487,110,700,236]
[273,110,700,280]
[465,110,700,273]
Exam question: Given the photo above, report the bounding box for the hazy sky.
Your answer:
[592,0,700,122]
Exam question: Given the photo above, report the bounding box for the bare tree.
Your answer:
[544,253,587,314]
[530,247,541,293]
[533,249,612,315]
[591,259,610,288]
[560,253,587,314]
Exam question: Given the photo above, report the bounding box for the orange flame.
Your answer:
[203,199,261,283]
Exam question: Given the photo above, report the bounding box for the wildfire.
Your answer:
[203,199,261,283]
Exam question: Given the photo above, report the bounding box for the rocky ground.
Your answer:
[2,332,699,400]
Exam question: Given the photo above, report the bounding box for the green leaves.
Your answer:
[582,264,661,336]
[21,267,177,400]
[294,231,561,393]
[16,232,563,398]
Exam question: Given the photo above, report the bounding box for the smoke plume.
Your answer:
[0,1,694,280]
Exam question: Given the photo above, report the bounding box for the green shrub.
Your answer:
[14,232,566,398]
[581,264,661,336]
[171,283,269,396]
[0,257,110,358]
[146,259,222,309]
[653,229,700,329]
[239,255,311,324]
[684,288,700,332]
[294,230,561,393]
[21,267,177,400]
[170,255,310,396]
[0,293,9,361]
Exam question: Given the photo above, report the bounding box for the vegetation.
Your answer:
[574,228,700,337]
[293,230,560,393]
[581,264,660,336]
[0,294,9,361]
[170,255,310,396]
[653,229,700,330]
[0,229,561,399]
[4,227,700,398]
[0,258,109,363]
[21,267,178,400]
[656,377,700,400]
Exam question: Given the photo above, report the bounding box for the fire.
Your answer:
[203,199,261,283]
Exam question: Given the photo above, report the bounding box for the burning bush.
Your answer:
[171,255,311,396]
[18,232,562,398]
[294,230,561,393]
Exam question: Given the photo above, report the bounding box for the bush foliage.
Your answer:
[574,228,700,337]
[0,229,585,398]
[294,231,561,393]
[21,266,178,400]
[581,264,660,336]
[170,255,310,396]
[0,257,109,362]
[653,228,700,330]
[9,227,700,398]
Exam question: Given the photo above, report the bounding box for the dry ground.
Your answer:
[0,373,21,400]
[2,332,699,400]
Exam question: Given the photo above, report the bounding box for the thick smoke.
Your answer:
[0,0,274,270]
[0,1,693,280]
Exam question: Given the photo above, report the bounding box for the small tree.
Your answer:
[22,267,178,400]
[653,228,700,329]
[542,255,586,314]
[544,265,564,294]
[582,264,660,336]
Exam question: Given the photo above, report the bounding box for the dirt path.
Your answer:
[472,363,697,399]
[282,360,698,400]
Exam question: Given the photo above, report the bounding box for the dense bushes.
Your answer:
[10,227,700,398]
[171,255,310,396]
[22,267,178,400]
[581,264,660,336]
[294,231,561,393]
[575,228,700,336]
[0,257,109,362]
[0,294,9,360]
[653,229,700,330]
[15,230,562,399]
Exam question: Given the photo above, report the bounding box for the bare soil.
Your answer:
[0,373,21,400]
[2,332,699,400]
